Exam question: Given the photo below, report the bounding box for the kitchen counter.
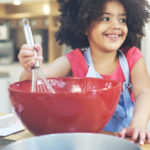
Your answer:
[0,113,149,150]
[3,128,150,149]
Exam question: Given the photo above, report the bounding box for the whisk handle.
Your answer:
[22,18,39,68]
[22,18,35,47]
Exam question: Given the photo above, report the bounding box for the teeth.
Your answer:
[107,35,119,38]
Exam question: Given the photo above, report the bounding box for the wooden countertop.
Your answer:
[0,113,149,150]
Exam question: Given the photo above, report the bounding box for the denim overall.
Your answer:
[84,48,134,132]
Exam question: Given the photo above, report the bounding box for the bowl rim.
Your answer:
[1,133,141,150]
[8,77,122,95]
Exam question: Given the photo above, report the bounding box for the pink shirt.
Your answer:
[66,46,143,102]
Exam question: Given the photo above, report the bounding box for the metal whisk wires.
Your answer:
[22,18,55,94]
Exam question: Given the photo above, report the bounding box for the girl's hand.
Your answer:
[119,126,150,145]
[18,43,43,72]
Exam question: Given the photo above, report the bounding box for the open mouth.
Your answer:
[104,34,121,41]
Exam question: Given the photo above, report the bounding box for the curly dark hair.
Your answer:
[55,0,150,50]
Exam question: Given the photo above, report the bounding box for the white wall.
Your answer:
[141,23,150,75]
[141,0,150,75]
[141,1,150,128]
[0,64,23,113]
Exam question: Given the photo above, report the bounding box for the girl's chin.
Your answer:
[103,47,119,52]
[101,47,119,53]
[107,43,122,51]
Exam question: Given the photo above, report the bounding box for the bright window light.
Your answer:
[13,0,21,5]
[43,4,50,15]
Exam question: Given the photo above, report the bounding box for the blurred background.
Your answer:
[0,0,149,115]
[0,0,63,64]
[0,0,68,113]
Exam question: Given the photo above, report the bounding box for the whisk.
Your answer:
[22,18,55,94]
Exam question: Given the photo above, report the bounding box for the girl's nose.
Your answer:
[111,18,121,29]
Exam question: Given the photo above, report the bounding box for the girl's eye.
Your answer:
[102,17,110,21]
[98,17,110,22]
[120,18,127,23]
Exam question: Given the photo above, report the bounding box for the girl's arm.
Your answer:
[19,56,71,81]
[119,57,150,144]
[18,44,72,81]
[42,56,71,78]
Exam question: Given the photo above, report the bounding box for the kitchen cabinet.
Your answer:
[0,0,64,63]
[9,17,50,30]
[48,1,64,62]
[8,17,50,62]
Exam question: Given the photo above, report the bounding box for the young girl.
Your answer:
[18,0,150,145]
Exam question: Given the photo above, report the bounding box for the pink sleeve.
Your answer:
[124,47,143,103]
[125,46,143,72]
[65,49,88,77]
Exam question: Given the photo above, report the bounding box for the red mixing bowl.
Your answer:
[8,77,122,136]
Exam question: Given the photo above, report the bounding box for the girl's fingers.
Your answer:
[119,128,127,138]
[19,44,42,58]
[18,50,34,60]
[146,131,150,143]
[138,130,146,145]
[119,127,134,138]
[19,55,43,66]
[18,43,43,72]
[22,56,43,70]
[34,43,42,56]
[19,56,34,65]
[120,127,150,145]
[35,56,43,62]
[23,60,35,72]
[131,129,139,142]
[21,44,33,50]
[19,53,35,72]
[34,43,41,49]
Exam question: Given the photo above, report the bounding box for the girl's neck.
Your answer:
[90,48,119,75]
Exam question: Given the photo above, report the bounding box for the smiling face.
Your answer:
[86,0,128,53]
